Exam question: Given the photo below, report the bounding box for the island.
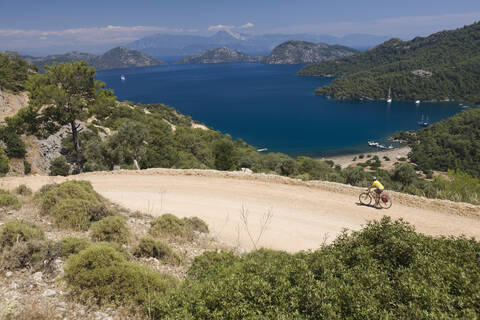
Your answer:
[24,46,165,72]
[263,40,358,64]
[175,47,263,64]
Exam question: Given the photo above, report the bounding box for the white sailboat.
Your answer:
[120,74,126,81]
[415,100,421,104]
[387,87,392,103]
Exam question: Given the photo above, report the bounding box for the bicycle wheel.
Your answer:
[380,196,392,209]
[359,192,372,205]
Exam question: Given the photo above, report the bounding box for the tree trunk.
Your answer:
[71,121,82,172]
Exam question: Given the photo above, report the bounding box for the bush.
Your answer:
[0,219,44,249]
[0,146,10,176]
[214,140,234,171]
[14,184,32,196]
[149,214,194,240]
[49,156,70,176]
[383,156,390,161]
[38,180,112,230]
[63,243,178,306]
[0,128,26,158]
[153,217,480,319]
[1,239,61,271]
[23,159,31,175]
[392,163,417,186]
[182,216,209,234]
[90,215,131,244]
[0,189,21,209]
[133,237,181,264]
[398,157,407,162]
[343,166,365,185]
[359,154,365,159]
[60,237,91,257]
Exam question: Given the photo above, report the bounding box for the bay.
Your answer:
[96,63,461,157]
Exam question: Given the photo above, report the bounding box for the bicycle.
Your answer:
[359,189,392,209]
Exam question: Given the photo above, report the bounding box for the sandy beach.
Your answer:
[319,146,411,170]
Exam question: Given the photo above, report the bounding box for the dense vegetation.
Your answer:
[397,107,480,177]
[0,51,29,92]
[299,22,480,103]
[150,217,480,319]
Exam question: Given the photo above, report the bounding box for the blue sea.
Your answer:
[96,63,462,157]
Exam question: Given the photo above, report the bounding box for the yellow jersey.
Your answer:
[371,180,384,190]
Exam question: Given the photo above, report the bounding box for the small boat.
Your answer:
[418,115,430,127]
[386,87,392,103]
[461,105,471,109]
[120,74,126,81]
[388,145,394,149]
[257,148,268,152]
[415,100,421,104]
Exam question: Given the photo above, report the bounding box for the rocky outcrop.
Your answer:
[0,90,28,120]
[263,40,357,64]
[176,47,263,64]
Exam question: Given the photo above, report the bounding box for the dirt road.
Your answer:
[2,169,479,252]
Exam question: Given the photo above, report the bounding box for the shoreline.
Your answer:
[317,146,411,169]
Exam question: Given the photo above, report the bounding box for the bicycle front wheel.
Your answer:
[359,192,372,206]
[380,197,392,209]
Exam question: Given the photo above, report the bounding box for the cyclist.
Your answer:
[370,176,384,206]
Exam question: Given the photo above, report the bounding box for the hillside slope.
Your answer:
[3,169,479,252]
[264,40,357,64]
[298,22,480,103]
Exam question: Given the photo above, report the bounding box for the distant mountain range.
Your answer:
[24,47,164,72]
[176,41,358,65]
[126,31,389,57]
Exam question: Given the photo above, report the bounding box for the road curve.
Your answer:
[1,169,479,252]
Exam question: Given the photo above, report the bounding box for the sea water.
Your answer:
[96,63,461,157]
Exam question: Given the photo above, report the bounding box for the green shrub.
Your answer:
[343,166,365,185]
[0,147,10,176]
[214,140,234,171]
[352,156,357,161]
[89,215,131,244]
[0,219,44,249]
[0,189,21,209]
[154,217,480,319]
[50,199,93,231]
[63,243,178,306]
[398,157,407,162]
[182,216,209,233]
[1,239,61,271]
[14,184,32,196]
[391,162,417,186]
[49,156,70,176]
[133,237,181,264]
[359,154,365,159]
[38,180,112,230]
[383,156,390,161]
[60,236,91,257]
[0,128,26,158]
[149,214,194,240]
[23,159,31,175]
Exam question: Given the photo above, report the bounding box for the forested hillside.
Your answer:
[403,107,480,177]
[298,22,480,103]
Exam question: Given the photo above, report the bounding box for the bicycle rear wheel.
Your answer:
[380,197,392,209]
[359,192,372,206]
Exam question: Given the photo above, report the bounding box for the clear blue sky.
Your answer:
[1,0,479,54]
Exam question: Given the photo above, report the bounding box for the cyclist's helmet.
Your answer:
[372,176,377,181]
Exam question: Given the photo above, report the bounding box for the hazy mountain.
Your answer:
[176,47,263,64]
[25,47,164,72]
[126,31,389,57]
[263,40,358,64]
